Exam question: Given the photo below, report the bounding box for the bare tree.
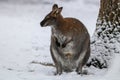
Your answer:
[87,0,120,69]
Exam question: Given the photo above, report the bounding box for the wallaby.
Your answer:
[40,4,90,75]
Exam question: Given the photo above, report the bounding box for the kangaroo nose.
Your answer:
[40,21,44,27]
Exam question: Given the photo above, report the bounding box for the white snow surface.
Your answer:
[0,0,120,80]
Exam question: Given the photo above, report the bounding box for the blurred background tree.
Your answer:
[87,0,120,69]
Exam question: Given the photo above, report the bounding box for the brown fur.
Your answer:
[40,4,90,75]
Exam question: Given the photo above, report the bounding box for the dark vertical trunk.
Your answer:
[87,0,120,69]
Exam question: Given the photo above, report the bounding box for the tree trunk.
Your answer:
[87,0,120,69]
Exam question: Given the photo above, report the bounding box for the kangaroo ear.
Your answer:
[55,7,63,14]
[57,7,63,14]
[52,4,58,10]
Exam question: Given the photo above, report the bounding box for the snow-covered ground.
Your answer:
[0,0,120,80]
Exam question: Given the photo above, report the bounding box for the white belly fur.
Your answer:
[53,33,75,55]
[52,29,81,70]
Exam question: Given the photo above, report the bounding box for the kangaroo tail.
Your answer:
[31,61,55,67]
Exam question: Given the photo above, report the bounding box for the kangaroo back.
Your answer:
[40,4,90,75]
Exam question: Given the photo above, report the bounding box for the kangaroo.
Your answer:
[40,4,90,75]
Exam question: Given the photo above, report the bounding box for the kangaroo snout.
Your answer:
[40,19,48,27]
[40,20,45,27]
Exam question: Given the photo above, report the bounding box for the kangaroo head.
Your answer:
[40,4,63,27]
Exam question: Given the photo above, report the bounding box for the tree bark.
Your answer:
[87,0,120,69]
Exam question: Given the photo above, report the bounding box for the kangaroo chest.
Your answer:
[54,32,67,46]
[52,28,75,55]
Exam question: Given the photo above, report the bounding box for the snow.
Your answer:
[105,54,120,80]
[0,0,120,80]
